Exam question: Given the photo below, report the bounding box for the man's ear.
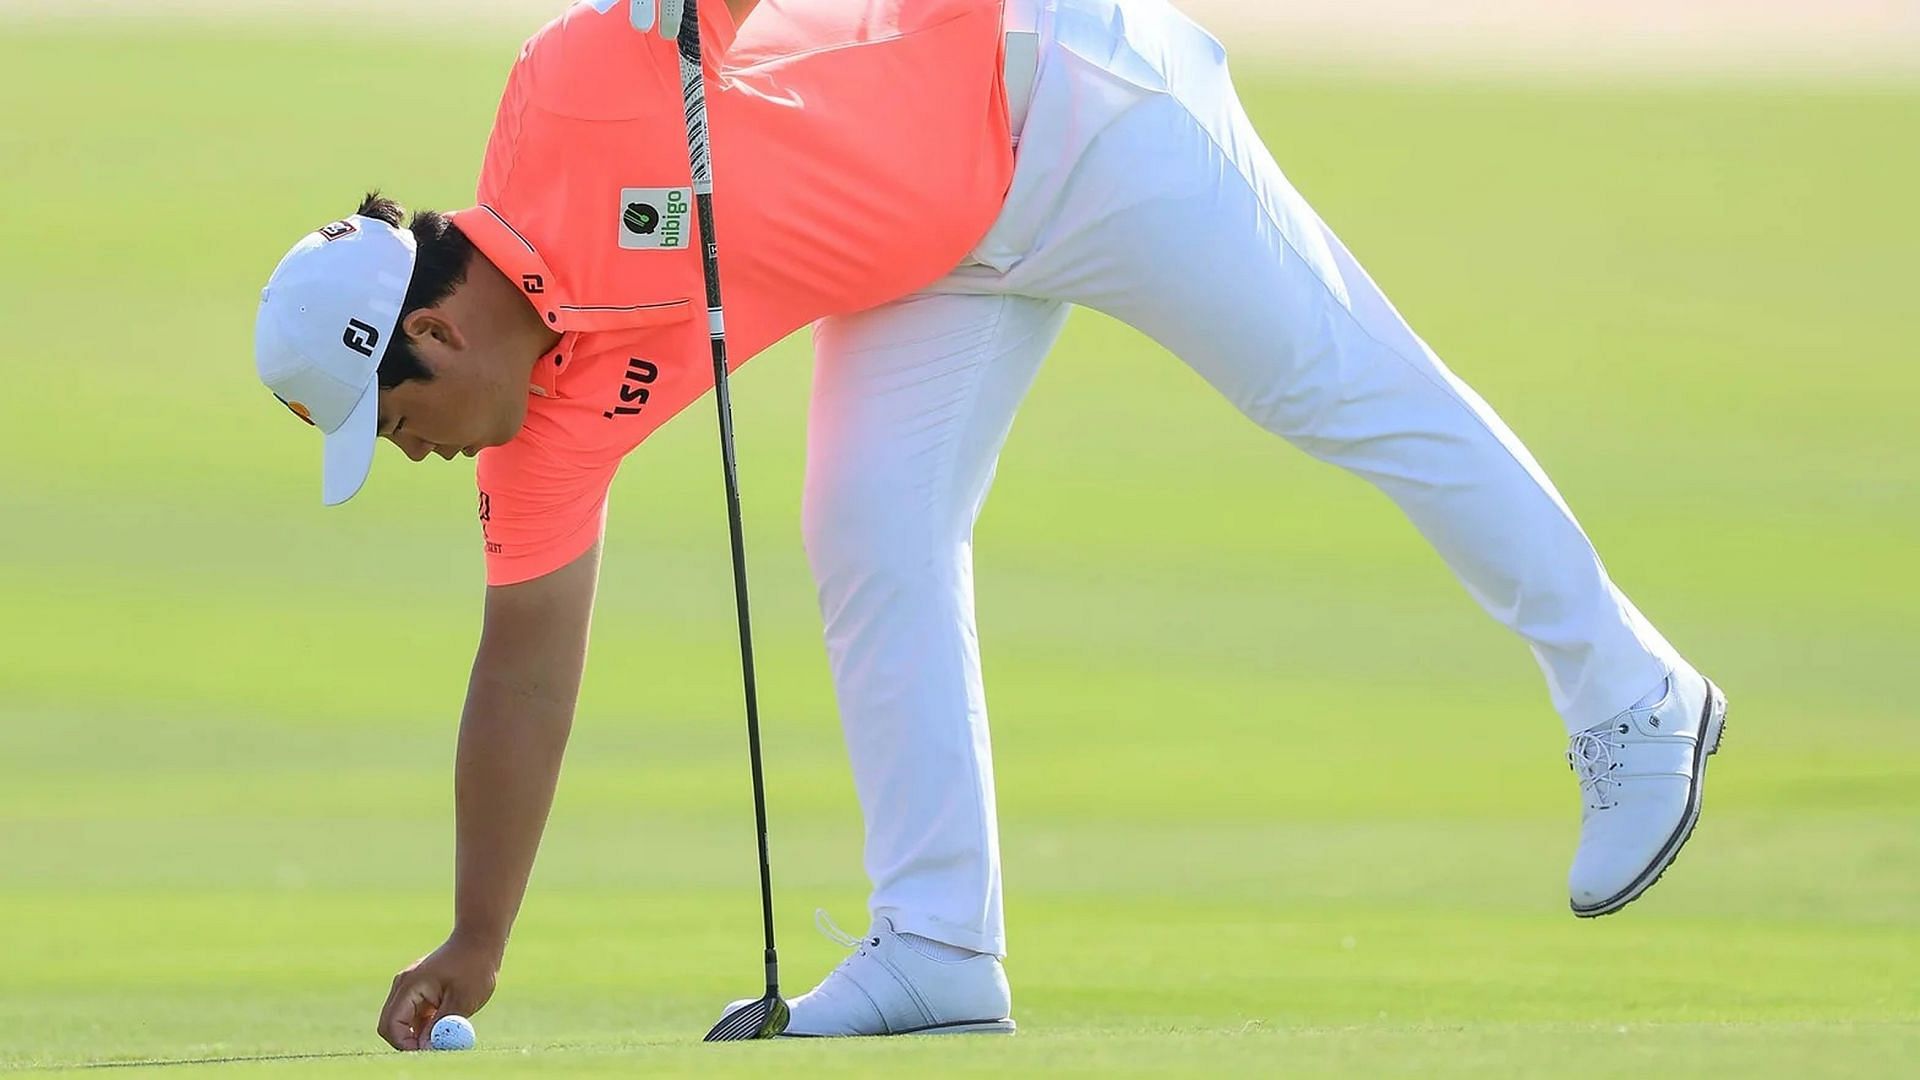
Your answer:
[401,308,465,352]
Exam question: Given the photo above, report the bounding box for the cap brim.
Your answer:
[320,380,379,506]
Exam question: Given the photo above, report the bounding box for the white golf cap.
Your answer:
[254,215,418,505]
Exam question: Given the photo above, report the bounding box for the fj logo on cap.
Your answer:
[618,187,691,250]
[343,318,381,358]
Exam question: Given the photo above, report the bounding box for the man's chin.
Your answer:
[494,411,531,448]
[480,421,525,452]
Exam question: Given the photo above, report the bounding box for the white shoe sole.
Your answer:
[1571,678,1728,918]
[782,1018,1017,1038]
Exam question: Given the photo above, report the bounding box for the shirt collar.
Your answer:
[450,204,577,396]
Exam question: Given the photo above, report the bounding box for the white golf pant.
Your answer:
[801,0,1684,956]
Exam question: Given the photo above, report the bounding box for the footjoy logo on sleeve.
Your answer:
[479,490,501,554]
[618,187,691,250]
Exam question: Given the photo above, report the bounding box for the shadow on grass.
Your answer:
[30,1050,385,1071]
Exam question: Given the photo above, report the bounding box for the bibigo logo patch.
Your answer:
[618,187,692,251]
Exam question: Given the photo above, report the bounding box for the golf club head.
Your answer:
[703,993,790,1042]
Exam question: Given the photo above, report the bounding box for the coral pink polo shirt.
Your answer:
[456,0,1015,586]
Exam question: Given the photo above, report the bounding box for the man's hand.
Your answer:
[378,934,501,1051]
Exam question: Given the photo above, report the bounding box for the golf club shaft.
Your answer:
[673,0,781,995]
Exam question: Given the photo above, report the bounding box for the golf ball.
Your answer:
[429,1014,476,1051]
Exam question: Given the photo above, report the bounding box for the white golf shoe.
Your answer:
[1567,664,1728,917]
[723,913,1015,1037]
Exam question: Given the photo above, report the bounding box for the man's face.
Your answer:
[376,336,530,462]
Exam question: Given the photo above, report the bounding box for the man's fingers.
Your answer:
[380,978,437,1051]
[378,972,411,1035]
[411,995,441,1050]
[375,946,492,1051]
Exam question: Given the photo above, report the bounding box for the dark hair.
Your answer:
[355,192,475,389]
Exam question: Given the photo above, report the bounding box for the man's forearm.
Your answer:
[450,662,577,955]
[446,544,603,958]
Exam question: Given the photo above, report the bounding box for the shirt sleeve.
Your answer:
[475,406,620,587]
[475,35,537,206]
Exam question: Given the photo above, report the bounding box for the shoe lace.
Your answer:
[815,909,880,952]
[1567,725,1627,809]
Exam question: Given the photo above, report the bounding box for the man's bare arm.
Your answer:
[377,541,602,1051]
[453,541,602,948]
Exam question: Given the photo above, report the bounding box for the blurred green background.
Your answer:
[1,9,1916,1078]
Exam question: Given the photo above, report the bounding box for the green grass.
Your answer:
[2,19,1917,1078]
